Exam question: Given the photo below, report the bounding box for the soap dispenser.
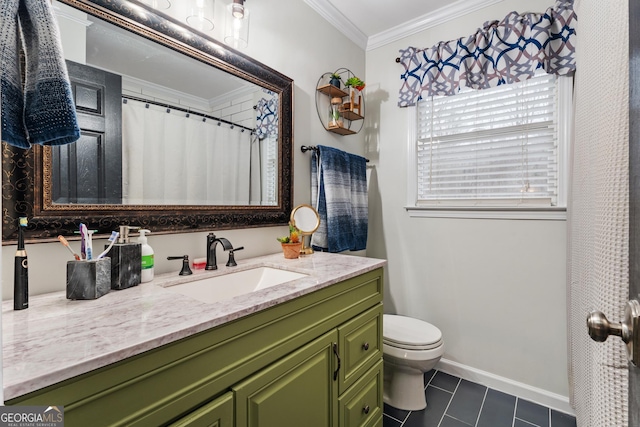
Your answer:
[137,229,154,283]
[106,225,141,290]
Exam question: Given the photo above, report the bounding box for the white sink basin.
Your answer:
[162,267,308,304]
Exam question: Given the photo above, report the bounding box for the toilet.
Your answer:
[383,314,444,411]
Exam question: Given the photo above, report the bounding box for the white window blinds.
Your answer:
[416,73,560,206]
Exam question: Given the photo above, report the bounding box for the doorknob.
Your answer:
[587,299,640,366]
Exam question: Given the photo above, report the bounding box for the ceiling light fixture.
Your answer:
[186,0,215,32]
[231,0,245,19]
[224,0,250,49]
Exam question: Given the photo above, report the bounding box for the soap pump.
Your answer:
[137,229,154,283]
[106,225,141,290]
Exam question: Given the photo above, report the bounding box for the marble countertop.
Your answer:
[2,252,385,401]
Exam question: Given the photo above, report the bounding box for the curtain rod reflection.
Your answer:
[300,145,369,162]
[122,95,255,133]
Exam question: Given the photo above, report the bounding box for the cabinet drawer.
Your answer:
[168,391,233,427]
[339,360,383,427]
[339,304,382,392]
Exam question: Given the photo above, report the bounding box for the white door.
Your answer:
[629,2,640,423]
[588,2,640,424]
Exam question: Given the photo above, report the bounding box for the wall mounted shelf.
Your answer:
[315,68,365,135]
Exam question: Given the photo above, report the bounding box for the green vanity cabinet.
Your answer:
[7,268,384,427]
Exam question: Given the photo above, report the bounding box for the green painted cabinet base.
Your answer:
[7,268,383,427]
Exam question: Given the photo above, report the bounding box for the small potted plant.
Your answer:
[277,222,302,259]
[329,72,342,88]
[345,76,365,91]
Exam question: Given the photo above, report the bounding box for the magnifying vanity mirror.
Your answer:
[290,204,320,255]
[2,0,293,243]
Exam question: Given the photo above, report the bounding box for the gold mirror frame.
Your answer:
[2,0,293,243]
[290,204,320,255]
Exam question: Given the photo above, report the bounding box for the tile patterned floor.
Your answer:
[383,370,577,427]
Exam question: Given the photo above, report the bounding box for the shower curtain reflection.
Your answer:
[122,99,255,205]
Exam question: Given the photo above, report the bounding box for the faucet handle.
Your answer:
[167,255,193,276]
[226,246,244,267]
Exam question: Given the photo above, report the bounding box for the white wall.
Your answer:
[365,0,569,398]
[1,0,366,299]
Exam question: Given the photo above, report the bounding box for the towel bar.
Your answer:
[300,145,369,162]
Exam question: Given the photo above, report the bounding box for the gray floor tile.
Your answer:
[424,369,437,386]
[403,386,454,427]
[383,414,403,427]
[439,415,474,427]
[477,389,517,427]
[516,399,550,427]
[445,379,486,425]
[384,403,409,423]
[551,410,577,427]
[429,371,459,392]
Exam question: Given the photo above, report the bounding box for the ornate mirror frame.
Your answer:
[2,0,294,243]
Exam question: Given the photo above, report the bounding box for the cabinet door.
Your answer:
[168,392,233,427]
[233,331,339,427]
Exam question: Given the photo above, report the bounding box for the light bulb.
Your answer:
[232,0,244,19]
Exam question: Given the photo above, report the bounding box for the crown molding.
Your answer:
[53,3,93,27]
[303,0,368,50]
[305,0,503,52]
[367,0,503,50]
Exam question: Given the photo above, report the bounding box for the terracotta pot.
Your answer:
[281,242,302,259]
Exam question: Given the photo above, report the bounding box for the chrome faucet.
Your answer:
[206,233,233,270]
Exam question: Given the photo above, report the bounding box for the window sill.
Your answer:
[405,206,567,220]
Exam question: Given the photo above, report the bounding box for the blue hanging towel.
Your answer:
[311,145,368,253]
[0,0,80,149]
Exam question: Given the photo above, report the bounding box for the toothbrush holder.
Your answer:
[66,258,111,300]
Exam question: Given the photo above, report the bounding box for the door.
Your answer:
[629,1,640,423]
[590,2,640,424]
[51,60,122,204]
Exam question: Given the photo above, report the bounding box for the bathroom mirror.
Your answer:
[290,204,320,255]
[2,0,293,243]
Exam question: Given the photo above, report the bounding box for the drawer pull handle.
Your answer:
[362,342,369,351]
[363,405,370,415]
[333,343,341,381]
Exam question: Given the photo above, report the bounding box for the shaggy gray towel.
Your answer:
[1,0,80,149]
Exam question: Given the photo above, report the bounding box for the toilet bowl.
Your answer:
[383,314,444,411]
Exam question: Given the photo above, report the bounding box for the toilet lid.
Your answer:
[383,314,443,350]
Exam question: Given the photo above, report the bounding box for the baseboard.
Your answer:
[436,358,575,416]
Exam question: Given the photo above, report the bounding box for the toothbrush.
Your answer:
[14,217,29,310]
[78,223,87,260]
[85,229,95,260]
[97,231,119,259]
[57,235,81,260]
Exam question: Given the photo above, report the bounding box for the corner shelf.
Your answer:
[315,68,365,135]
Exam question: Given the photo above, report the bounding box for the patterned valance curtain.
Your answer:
[255,97,278,139]
[397,0,577,107]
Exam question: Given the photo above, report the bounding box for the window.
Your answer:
[407,73,572,220]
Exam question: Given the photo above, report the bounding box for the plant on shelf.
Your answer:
[345,76,365,91]
[329,72,342,88]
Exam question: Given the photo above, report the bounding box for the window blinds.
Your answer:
[416,73,559,206]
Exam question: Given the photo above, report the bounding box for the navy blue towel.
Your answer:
[0,0,80,149]
[311,145,368,253]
